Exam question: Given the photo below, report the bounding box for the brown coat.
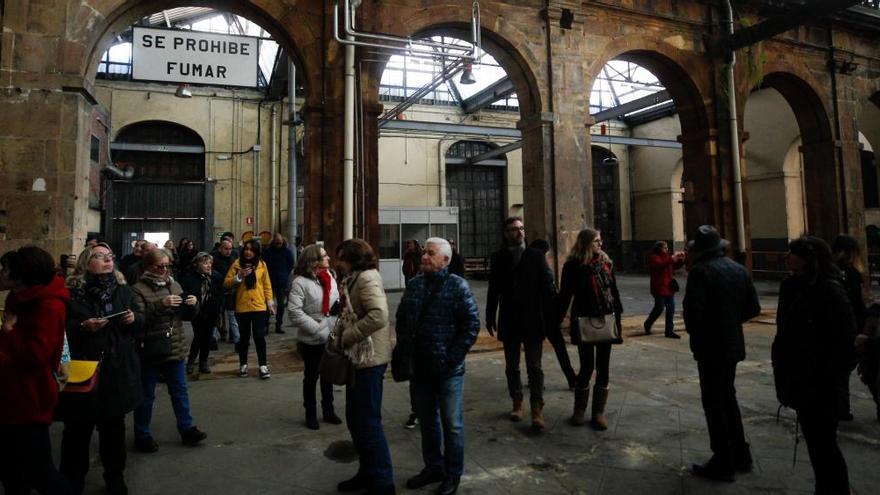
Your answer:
[131,278,192,362]
[340,269,391,369]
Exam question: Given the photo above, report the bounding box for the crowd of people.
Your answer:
[0,221,877,494]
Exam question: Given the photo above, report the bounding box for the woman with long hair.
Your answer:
[774,236,855,494]
[287,244,341,429]
[180,252,224,375]
[223,239,275,379]
[831,235,866,421]
[131,250,207,453]
[0,247,72,494]
[334,239,395,495]
[557,228,623,430]
[59,243,143,494]
[176,238,197,278]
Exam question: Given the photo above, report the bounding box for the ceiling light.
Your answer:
[459,63,477,85]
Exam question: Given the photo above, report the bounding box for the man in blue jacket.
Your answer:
[396,237,480,495]
[262,233,295,334]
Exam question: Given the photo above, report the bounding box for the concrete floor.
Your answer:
[54,275,880,494]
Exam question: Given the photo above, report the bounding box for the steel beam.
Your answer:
[591,90,671,123]
[110,143,205,153]
[466,141,523,164]
[462,77,515,114]
[718,0,860,53]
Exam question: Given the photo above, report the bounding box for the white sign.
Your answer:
[132,27,259,88]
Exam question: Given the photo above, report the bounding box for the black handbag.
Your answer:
[137,326,174,365]
[669,278,680,293]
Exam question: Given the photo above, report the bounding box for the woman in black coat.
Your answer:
[774,236,856,495]
[180,252,224,375]
[557,228,623,430]
[60,243,144,495]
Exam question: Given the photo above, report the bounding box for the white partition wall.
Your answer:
[379,206,459,290]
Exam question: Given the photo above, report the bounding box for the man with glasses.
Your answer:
[486,217,556,431]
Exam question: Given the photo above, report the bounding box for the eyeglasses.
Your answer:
[593,239,603,244]
[152,264,172,270]
[91,253,115,261]
[506,226,525,232]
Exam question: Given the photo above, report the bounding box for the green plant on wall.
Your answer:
[718,17,768,99]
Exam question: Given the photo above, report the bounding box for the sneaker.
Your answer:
[239,364,248,377]
[259,365,271,379]
[133,436,158,453]
[180,426,207,446]
[404,413,419,429]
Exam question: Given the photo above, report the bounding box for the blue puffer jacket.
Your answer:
[395,267,480,380]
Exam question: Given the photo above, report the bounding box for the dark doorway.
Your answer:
[592,146,621,263]
[445,141,506,260]
[106,121,212,254]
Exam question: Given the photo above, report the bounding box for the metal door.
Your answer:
[446,164,504,259]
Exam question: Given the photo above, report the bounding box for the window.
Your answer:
[379,224,400,259]
[90,136,100,163]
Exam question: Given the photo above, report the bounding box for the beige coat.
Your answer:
[340,269,391,369]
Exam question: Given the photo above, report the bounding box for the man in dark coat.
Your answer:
[448,239,465,278]
[262,233,295,334]
[683,225,761,482]
[486,217,556,429]
[396,238,479,495]
[212,240,239,344]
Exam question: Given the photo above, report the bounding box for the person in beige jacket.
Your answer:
[333,239,395,495]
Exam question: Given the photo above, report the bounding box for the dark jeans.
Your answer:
[697,360,747,467]
[60,415,126,493]
[412,374,465,478]
[236,311,268,366]
[0,423,72,495]
[644,295,676,334]
[798,403,850,494]
[345,364,394,490]
[134,359,194,440]
[188,320,214,366]
[546,324,575,381]
[272,282,287,331]
[576,342,612,389]
[503,339,544,402]
[297,342,334,408]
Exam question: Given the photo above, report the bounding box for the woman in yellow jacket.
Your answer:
[224,239,275,379]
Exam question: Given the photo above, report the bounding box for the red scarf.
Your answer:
[317,268,332,315]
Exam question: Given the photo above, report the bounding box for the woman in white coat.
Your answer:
[287,244,342,430]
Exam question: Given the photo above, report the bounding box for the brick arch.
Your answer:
[359,3,544,117]
[757,70,839,240]
[75,0,320,98]
[587,37,717,238]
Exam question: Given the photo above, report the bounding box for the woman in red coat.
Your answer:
[0,246,73,494]
[643,241,685,338]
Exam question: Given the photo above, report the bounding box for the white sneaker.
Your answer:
[239,364,248,377]
[259,365,271,379]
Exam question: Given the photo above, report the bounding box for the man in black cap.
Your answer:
[683,225,761,482]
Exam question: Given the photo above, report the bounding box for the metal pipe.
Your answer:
[344,8,356,240]
[724,0,747,255]
[254,145,260,234]
[340,0,478,53]
[270,103,278,233]
[332,3,471,60]
[287,59,298,260]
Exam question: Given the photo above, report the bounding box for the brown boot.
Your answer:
[510,394,524,422]
[530,401,545,431]
[590,386,609,431]
[570,387,589,426]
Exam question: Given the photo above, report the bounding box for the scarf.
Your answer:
[199,272,212,305]
[141,270,169,287]
[317,268,333,316]
[85,272,117,315]
[588,253,615,314]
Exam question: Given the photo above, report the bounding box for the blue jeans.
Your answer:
[225,310,240,343]
[644,295,675,334]
[345,365,394,489]
[134,359,194,440]
[412,374,465,478]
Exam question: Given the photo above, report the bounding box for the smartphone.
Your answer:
[101,310,129,320]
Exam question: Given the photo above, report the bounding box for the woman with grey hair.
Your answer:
[180,252,224,375]
[287,244,341,429]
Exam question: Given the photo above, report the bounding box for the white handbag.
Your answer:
[577,314,620,344]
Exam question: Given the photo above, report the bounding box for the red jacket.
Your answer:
[0,276,70,425]
[647,252,684,297]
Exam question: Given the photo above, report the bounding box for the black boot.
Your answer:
[305,404,319,430]
[322,401,342,425]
